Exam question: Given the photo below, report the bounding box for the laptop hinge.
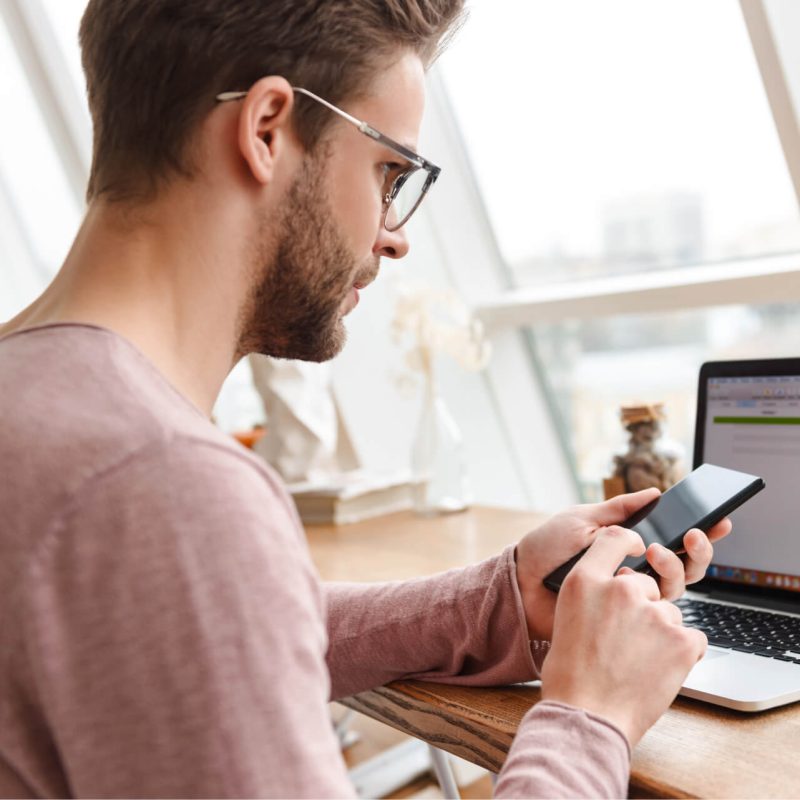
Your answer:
[704,588,800,615]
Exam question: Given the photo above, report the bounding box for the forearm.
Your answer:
[324,545,537,699]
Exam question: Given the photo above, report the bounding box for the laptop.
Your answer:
[679,358,800,711]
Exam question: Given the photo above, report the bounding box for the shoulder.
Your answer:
[26,433,321,642]
[65,433,302,553]
[17,429,309,619]
[0,324,276,505]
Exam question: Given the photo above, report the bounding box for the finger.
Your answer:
[616,570,661,602]
[584,487,661,527]
[687,627,708,662]
[682,528,714,585]
[574,525,646,578]
[646,543,686,601]
[705,517,732,544]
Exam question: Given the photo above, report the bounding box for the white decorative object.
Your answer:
[391,282,491,515]
[410,378,469,514]
[248,356,360,483]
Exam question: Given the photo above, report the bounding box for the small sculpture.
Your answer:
[248,355,360,484]
[604,403,682,499]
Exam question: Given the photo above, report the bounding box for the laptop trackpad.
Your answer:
[700,648,730,663]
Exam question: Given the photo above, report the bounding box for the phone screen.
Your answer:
[618,463,763,571]
[543,463,764,592]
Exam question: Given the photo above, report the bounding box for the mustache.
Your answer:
[354,257,380,289]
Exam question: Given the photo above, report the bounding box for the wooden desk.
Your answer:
[307,507,800,799]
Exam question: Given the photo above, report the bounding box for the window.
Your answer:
[534,302,800,498]
[436,0,800,502]
[0,15,81,317]
[40,0,88,99]
[440,0,800,286]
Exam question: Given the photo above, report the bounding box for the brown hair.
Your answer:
[79,0,465,203]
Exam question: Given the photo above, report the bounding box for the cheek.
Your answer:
[329,169,383,255]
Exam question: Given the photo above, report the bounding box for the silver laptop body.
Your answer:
[679,359,800,711]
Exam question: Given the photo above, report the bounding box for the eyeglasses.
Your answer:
[216,86,440,231]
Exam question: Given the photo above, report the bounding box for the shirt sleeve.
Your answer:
[19,439,355,799]
[324,545,537,700]
[494,701,631,798]
[324,559,630,798]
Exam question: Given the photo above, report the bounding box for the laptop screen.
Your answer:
[700,372,800,593]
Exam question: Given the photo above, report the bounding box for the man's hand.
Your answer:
[515,488,732,642]
[540,526,708,747]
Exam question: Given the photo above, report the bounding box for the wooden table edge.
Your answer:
[340,680,700,799]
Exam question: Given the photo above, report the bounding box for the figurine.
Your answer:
[604,403,682,498]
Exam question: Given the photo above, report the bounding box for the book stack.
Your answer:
[287,471,419,525]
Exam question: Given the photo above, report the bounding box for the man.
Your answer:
[0,1,729,796]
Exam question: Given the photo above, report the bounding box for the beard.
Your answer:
[236,157,377,362]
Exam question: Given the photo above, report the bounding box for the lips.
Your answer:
[340,285,360,316]
[344,262,379,312]
[353,272,376,291]
[353,259,380,292]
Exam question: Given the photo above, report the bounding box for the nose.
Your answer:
[373,223,410,260]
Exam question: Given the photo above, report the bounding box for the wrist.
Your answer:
[538,698,635,754]
[513,546,551,641]
[513,548,537,638]
[540,687,635,746]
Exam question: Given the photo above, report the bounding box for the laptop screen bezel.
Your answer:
[692,357,800,602]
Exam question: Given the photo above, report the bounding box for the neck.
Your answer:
[1,189,255,416]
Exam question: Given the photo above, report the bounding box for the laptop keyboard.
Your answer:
[676,598,800,664]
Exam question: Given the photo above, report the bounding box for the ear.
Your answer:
[237,76,296,186]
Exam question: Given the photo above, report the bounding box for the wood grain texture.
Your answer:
[308,507,800,799]
[341,679,800,799]
[341,682,535,773]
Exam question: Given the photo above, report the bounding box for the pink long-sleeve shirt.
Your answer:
[0,324,630,798]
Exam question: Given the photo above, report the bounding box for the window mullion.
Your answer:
[476,253,800,331]
[741,0,800,211]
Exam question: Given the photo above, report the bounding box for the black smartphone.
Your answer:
[542,463,765,593]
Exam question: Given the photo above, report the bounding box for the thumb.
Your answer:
[574,525,646,578]
[588,487,660,527]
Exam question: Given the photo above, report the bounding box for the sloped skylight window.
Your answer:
[439,0,800,287]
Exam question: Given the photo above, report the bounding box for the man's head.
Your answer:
[78,0,463,362]
[79,0,463,203]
